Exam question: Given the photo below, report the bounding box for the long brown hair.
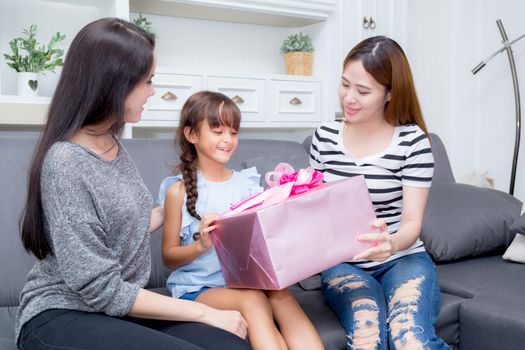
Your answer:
[343,35,428,135]
[176,91,241,220]
[21,18,155,259]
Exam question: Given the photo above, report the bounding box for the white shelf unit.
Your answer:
[0,0,338,135]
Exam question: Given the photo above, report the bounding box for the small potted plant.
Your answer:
[280,32,314,76]
[133,14,155,34]
[3,25,65,96]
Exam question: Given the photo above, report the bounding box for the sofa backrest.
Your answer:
[0,132,452,347]
[0,136,310,323]
[0,137,38,348]
[121,137,311,289]
[429,133,455,183]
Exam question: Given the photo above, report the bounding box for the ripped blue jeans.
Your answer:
[322,252,451,350]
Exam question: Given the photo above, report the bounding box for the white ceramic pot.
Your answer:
[17,72,39,97]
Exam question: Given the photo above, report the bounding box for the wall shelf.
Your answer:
[130,0,336,27]
[0,96,49,125]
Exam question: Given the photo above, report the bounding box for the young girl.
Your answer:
[310,36,451,350]
[159,91,324,350]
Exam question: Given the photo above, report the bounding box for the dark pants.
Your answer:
[19,309,251,350]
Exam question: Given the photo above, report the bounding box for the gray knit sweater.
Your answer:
[15,141,153,342]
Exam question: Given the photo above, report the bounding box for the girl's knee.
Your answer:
[237,289,271,314]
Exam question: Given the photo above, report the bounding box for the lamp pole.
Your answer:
[472,19,523,195]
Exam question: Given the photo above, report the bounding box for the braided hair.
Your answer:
[175,91,241,220]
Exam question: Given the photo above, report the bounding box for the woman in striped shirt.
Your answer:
[310,36,450,350]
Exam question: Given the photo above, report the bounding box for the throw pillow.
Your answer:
[503,234,525,263]
[510,212,525,234]
[421,182,522,262]
[503,213,525,263]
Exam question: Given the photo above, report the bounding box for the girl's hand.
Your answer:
[205,307,248,339]
[352,219,392,262]
[196,213,218,253]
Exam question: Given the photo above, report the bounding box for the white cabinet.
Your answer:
[268,79,322,123]
[135,71,325,130]
[207,76,266,122]
[141,71,203,123]
[342,0,407,54]
[331,0,407,114]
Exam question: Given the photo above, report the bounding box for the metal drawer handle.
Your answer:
[289,97,302,105]
[369,17,376,29]
[161,92,178,100]
[363,16,370,29]
[231,95,244,104]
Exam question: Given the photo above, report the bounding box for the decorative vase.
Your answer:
[284,52,313,76]
[17,72,39,97]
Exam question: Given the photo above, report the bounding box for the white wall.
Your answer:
[405,0,525,201]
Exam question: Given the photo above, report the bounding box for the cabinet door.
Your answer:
[343,0,407,52]
[142,72,203,122]
[268,80,322,123]
[207,76,266,122]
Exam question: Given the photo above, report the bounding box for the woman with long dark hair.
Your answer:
[16,18,249,350]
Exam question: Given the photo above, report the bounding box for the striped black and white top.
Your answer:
[310,120,434,268]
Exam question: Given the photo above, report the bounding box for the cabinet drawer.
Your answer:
[268,80,322,122]
[207,76,266,122]
[143,73,203,121]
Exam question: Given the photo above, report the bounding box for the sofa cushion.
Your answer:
[421,182,521,262]
[459,296,525,350]
[437,255,525,298]
[0,306,18,350]
[436,293,464,348]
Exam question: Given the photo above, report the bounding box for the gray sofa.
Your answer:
[1,133,524,350]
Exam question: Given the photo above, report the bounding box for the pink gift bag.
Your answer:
[211,164,379,290]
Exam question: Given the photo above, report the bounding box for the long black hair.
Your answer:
[21,18,155,259]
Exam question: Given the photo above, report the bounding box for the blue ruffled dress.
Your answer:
[158,167,262,298]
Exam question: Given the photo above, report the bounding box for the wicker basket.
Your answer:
[284,51,313,76]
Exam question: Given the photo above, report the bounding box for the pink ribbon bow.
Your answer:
[265,162,324,195]
[225,163,323,217]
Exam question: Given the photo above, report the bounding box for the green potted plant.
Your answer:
[133,14,155,34]
[3,25,65,96]
[280,32,314,76]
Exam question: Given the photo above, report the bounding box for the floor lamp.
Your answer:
[472,19,523,195]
